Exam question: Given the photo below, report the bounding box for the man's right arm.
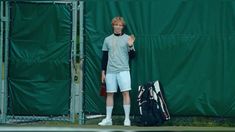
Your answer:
[101,51,108,83]
[102,51,108,72]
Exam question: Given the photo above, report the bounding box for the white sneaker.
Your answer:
[124,119,131,126]
[98,118,112,126]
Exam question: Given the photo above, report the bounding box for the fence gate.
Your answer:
[0,0,83,123]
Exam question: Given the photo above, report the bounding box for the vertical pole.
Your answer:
[0,1,3,123]
[2,1,9,123]
[78,0,84,125]
[70,0,78,123]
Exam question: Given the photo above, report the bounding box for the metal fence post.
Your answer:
[0,1,3,123]
[78,0,84,125]
[2,1,10,123]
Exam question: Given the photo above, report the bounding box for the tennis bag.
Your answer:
[137,81,170,126]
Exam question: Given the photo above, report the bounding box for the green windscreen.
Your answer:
[8,2,72,116]
[84,0,235,117]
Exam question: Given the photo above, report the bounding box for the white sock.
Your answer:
[106,106,113,120]
[123,105,130,120]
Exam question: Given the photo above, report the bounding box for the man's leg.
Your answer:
[118,71,132,126]
[106,93,114,120]
[98,93,114,126]
[122,91,131,122]
[98,73,117,126]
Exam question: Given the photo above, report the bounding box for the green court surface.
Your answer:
[0,116,235,131]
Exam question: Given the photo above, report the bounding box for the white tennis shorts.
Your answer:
[105,71,131,93]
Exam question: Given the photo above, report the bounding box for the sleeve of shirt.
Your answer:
[128,45,136,59]
[102,38,108,51]
[101,51,108,71]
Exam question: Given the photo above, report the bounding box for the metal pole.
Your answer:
[2,1,10,123]
[78,0,84,125]
[69,0,78,123]
[0,1,3,123]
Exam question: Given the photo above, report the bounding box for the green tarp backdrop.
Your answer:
[8,2,72,115]
[84,0,235,117]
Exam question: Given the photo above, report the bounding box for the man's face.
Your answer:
[113,22,124,34]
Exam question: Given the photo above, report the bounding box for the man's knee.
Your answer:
[122,91,130,97]
[107,93,114,98]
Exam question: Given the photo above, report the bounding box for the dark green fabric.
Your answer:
[84,0,235,117]
[8,2,72,116]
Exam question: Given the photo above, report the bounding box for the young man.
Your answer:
[99,16,136,126]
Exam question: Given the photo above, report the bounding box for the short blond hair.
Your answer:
[111,16,126,26]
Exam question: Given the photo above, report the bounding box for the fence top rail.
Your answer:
[3,0,78,4]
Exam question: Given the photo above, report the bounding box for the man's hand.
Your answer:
[101,71,106,83]
[128,34,135,47]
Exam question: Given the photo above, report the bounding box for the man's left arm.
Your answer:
[128,35,136,59]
